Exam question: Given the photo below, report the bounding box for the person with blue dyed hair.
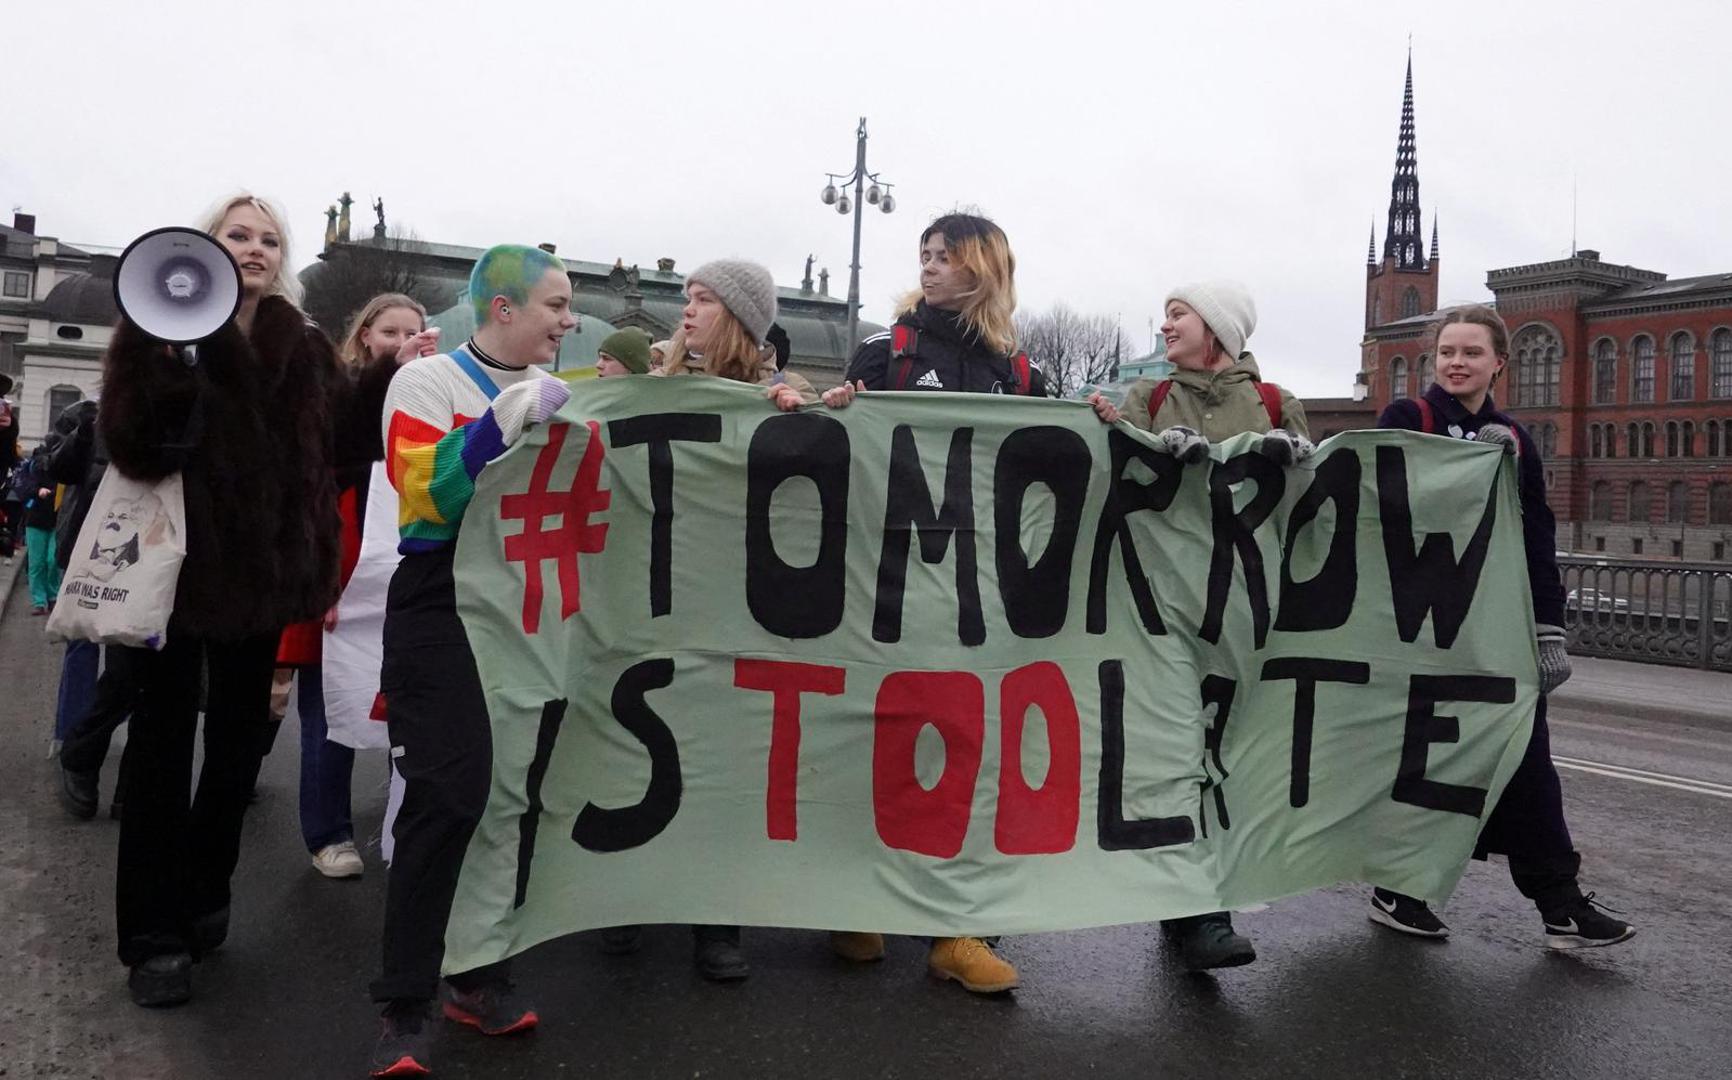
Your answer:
[370,243,575,1077]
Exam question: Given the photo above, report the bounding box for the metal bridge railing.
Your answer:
[1558,555,1732,672]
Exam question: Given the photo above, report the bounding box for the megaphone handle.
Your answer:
[178,343,200,368]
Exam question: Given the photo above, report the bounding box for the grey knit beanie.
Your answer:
[1165,280,1257,361]
[687,259,778,345]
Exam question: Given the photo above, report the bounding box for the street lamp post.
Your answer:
[820,116,895,355]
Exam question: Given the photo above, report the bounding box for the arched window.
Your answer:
[1629,481,1652,523]
[1711,482,1732,526]
[1667,481,1689,524]
[1632,335,1656,402]
[1627,422,1641,456]
[1389,356,1409,399]
[1418,354,1434,391]
[1670,332,1695,400]
[1604,422,1617,458]
[1643,421,1658,458]
[1400,287,1422,319]
[1541,422,1558,458]
[1682,420,1695,458]
[1709,420,1722,458]
[1712,329,1732,398]
[1666,420,1681,457]
[1511,325,1561,406]
[1590,481,1614,522]
[1589,425,1603,459]
[1593,338,1618,404]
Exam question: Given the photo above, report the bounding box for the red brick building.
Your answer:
[1356,60,1732,562]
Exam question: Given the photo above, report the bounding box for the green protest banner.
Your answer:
[443,376,1536,974]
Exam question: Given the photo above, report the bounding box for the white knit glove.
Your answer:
[1154,426,1211,464]
[1536,624,1572,695]
[489,378,571,447]
[1258,429,1315,466]
[1476,423,1518,456]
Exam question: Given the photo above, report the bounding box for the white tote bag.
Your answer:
[46,470,187,650]
[321,461,400,752]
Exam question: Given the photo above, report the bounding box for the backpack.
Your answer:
[889,324,1033,394]
[1146,378,1283,429]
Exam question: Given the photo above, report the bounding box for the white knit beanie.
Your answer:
[1165,280,1257,361]
[687,259,779,345]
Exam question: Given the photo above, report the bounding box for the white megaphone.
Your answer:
[114,227,242,364]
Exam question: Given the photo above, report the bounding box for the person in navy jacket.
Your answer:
[1369,304,1634,950]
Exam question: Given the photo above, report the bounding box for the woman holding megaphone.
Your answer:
[97,193,399,1007]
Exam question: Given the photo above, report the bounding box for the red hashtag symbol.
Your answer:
[501,421,611,634]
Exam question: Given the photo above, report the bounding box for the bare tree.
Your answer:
[1014,303,1127,399]
[302,228,446,342]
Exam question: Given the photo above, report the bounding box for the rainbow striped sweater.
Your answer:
[382,344,552,554]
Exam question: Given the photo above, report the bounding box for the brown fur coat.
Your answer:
[100,295,395,640]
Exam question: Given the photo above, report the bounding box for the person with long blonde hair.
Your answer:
[656,259,817,411]
[823,211,1042,996]
[95,192,397,1007]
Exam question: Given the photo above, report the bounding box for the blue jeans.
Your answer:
[296,665,355,852]
[55,639,100,742]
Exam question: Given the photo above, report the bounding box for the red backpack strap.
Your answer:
[1255,381,1283,429]
[1147,379,1175,424]
[890,325,919,390]
[1414,396,1436,434]
[1010,352,1032,395]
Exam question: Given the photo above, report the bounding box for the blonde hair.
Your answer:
[338,293,426,368]
[896,213,1018,355]
[197,192,304,306]
[660,309,764,384]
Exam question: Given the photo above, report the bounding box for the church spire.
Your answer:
[1381,50,1424,270]
[1430,217,1439,261]
[1368,218,1377,265]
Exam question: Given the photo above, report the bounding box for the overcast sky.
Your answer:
[7,0,1728,396]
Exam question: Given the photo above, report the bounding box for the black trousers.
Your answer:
[371,550,506,1003]
[1475,696,1582,914]
[60,643,145,783]
[115,623,278,966]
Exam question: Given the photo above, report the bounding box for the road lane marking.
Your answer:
[1552,755,1732,800]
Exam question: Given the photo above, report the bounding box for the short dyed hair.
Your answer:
[468,244,567,326]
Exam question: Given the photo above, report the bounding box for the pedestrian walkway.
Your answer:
[1553,655,1732,729]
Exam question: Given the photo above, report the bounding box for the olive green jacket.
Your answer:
[1120,352,1309,441]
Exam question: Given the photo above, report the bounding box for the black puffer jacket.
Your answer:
[844,302,1049,397]
[45,398,104,568]
[99,295,396,640]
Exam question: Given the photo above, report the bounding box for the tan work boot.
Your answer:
[927,936,1019,993]
[830,931,886,962]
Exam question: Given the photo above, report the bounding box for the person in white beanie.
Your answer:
[1090,280,1311,466]
[1089,280,1312,974]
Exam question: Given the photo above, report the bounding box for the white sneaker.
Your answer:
[311,841,364,879]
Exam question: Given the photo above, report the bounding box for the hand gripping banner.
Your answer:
[443,377,1536,973]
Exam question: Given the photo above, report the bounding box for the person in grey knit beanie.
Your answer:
[1163,280,1256,361]
[686,259,779,345]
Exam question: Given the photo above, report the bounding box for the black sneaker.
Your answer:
[57,761,99,820]
[599,925,643,956]
[369,1000,433,1077]
[128,952,193,1007]
[1369,888,1450,938]
[441,978,538,1035]
[1543,893,1635,950]
[693,926,750,981]
[1167,913,1256,972]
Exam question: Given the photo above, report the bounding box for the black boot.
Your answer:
[128,952,193,1007]
[192,906,230,954]
[692,925,749,981]
[1163,912,1256,972]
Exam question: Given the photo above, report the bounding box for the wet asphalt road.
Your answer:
[3,582,1729,1079]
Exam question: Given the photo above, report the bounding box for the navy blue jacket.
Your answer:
[1378,383,1566,628]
